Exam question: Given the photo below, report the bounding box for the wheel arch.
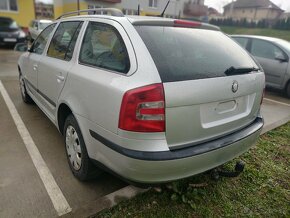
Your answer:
[18,65,22,75]
[57,103,73,135]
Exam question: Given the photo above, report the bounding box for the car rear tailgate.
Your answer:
[164,73,264,149]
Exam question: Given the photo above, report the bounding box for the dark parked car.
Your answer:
[232,35,290,98]
[0,17,26,47]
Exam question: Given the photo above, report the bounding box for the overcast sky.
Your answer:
[37,0,290,12]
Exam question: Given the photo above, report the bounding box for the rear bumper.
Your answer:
[90,117,263,184]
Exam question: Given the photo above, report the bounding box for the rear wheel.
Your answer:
[19,74,33,104]
[64,114,100,181]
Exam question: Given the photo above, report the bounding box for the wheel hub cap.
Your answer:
[65,125,82,171]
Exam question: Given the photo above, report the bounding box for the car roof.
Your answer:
[58,14,220,31]
[33,19,52,23]
[231,34,283,43]
[232,34,290,54]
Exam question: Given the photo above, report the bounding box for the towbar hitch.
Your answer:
[211,161,245,180]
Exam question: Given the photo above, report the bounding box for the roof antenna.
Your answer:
[160,0,170,17]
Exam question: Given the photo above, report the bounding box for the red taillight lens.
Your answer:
[119,83,165,132]
[174,20,201,28]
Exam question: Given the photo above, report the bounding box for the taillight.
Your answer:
[174,20,201,28]
[119,83,165,132]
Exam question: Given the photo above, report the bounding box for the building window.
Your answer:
[122,9,138,15]
[0,0,18,12]
[149,0,158,8]
[88,5,108,15]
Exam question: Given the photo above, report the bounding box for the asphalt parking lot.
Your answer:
[0,49,290,218]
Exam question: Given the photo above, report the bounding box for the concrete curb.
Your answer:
[64,115,290,218]
[61,186,149,218]
[261,115,290,135]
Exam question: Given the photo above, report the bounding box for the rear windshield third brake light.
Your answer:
[174,20,201,28]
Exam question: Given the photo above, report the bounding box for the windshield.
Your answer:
[39,22,51,30]
[135,26,258,82]
[0,18,19,31]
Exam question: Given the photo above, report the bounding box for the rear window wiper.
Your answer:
[224,66,259,76]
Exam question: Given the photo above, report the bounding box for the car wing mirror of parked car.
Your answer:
[14,43,29,52]
[275,54,288,63]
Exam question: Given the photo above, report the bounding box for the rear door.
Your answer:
[136,26,264,149]
[37,21,83,117]
[250,39,288,89]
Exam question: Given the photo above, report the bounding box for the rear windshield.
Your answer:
[135,26,258,82]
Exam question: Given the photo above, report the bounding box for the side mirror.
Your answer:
[14,43,29,52]
[275,54,288,62]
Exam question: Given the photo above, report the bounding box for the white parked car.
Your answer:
[28,19,52,41]
[232,35,290,98]
[18,9,264,184]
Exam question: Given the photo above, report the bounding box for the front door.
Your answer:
[250,39,288,89]
[24,24,56,97]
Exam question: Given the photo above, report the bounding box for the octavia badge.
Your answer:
[232,81,239,93]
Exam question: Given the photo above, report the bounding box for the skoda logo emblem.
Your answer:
[232,81,239,93]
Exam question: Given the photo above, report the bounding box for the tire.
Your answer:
[19,74,34,104]
[64,114,100,181]
[286,82,290,98]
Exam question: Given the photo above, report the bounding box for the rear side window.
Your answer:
[233,37,249,49]
[47,21,83,61]
[79,22,130,74]
[251,39,285,60]
[136,26,258,82]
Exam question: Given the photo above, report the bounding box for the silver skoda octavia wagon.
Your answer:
[18,9,264,184]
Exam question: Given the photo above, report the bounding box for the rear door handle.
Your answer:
[56,75,65,82]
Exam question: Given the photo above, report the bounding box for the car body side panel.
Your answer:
[256,56,288,89]
[57,18,161,135]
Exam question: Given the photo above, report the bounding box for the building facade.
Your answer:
[223,0,284,22]
[183,0,207,17]
[35,2,54,19]
[0,0,35,27]
[54,0,188,19]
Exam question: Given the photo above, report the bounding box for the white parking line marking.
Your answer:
[264,98,290,107]
[0,81,72,216]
